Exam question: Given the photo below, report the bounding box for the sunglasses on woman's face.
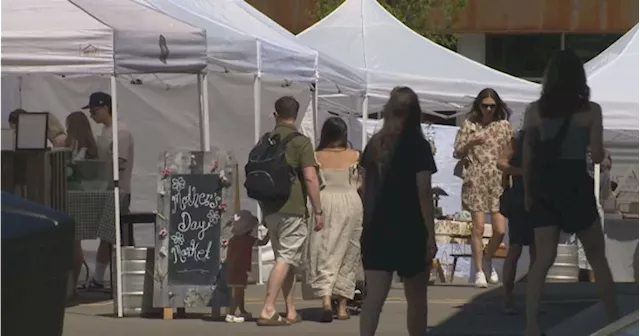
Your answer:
[481,103,496,110]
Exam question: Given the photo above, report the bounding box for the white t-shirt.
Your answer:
[97,121,134,194]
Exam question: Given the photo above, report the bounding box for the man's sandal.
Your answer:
[256,313,290,326]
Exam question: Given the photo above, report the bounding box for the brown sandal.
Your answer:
[286,315,302,324]
[256,313,290,326]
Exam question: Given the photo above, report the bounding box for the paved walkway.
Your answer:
[63,282,638,335]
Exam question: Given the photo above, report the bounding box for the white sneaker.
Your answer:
[474,272,488,288]
[225,314,245,323]
[482,257,499,284]
[489,268,500,284]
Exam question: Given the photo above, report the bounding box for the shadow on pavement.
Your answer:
[66,291,112,308]
[426,282,599,336]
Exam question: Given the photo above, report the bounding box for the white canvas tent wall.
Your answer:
[298,0,541,146]
[2,0,208,317]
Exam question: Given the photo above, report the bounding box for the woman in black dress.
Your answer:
[359,87,438,336]
[522,49,619,336]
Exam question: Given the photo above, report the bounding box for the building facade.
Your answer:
[249,0,638,82]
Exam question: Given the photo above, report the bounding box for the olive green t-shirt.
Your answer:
[260,123,317,217]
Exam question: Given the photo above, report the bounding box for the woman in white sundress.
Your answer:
[303,117,363,322]
[64,111,98,298]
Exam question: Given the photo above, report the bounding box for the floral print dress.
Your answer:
[454,119,513,213]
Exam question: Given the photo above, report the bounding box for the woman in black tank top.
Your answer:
[521,49,619,336]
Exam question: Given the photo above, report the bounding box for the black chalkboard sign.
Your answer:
[167,174,222,285]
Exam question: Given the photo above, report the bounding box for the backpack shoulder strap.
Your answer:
[544,116,572,160]
[259,132,272,144]
[281,131,304,145]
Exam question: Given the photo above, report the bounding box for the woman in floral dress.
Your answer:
[453,88,513,288]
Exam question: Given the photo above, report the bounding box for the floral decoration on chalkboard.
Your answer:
[154,150,237,309]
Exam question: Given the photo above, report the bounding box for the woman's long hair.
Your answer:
[317,117,349,150]
[65,111,98,159]
[539,49,590,118]
[467,88,511,124]
[369,86,424,162]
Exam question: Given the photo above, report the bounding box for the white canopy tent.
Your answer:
[584,24,639,204]
[298,0,541,147]
[142,0,367,143]
[141,0,366,93]
[2,0,207,75]
[585,24,639,145]
[2,0,208,317]
[141,0,367,283]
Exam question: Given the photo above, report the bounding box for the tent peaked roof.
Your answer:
[585,24,638,133]
[298,0,539,106]
[235,0,367,95]
[585,24,638,79]
[143,0,315,80]
[144,0,365,94]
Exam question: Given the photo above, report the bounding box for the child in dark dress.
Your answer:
[225,210,269,323]
[498,130,536,314]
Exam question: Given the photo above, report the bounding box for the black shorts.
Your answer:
[531,180,600,233]
[531,163,599,234]
[532,196,598,234]
[508,212,534,246]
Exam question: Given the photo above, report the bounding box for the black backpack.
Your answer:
[245,131,303,202]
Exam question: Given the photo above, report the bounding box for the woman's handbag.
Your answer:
[453,158,468,179]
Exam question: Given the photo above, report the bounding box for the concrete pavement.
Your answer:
[63,281,638,335]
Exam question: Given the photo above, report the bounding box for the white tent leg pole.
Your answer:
[311,83,319,148]
[110,75,124,318]
[312,54,320,147]
[202,73,211,152]
[197,73,205,151]
[361,94,369,151]
[253,71,264,285]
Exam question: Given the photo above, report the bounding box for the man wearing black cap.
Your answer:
[81,91,135,290]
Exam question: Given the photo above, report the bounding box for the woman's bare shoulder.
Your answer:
[573,101,602,124]
[587,101,603,116]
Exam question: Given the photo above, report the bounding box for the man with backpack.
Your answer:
[245,96,324,326]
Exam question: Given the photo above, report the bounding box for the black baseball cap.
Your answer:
[82,91,112,109]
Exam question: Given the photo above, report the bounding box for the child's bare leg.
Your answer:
[228,288,239,316]
[237,287,249,315]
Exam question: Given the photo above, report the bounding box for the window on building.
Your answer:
[485,33,623,83]
[485,34,561,83]
[564,34,622,64]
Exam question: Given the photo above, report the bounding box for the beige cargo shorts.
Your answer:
[263,213,308,267]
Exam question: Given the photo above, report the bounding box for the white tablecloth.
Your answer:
[603,217,638,282]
